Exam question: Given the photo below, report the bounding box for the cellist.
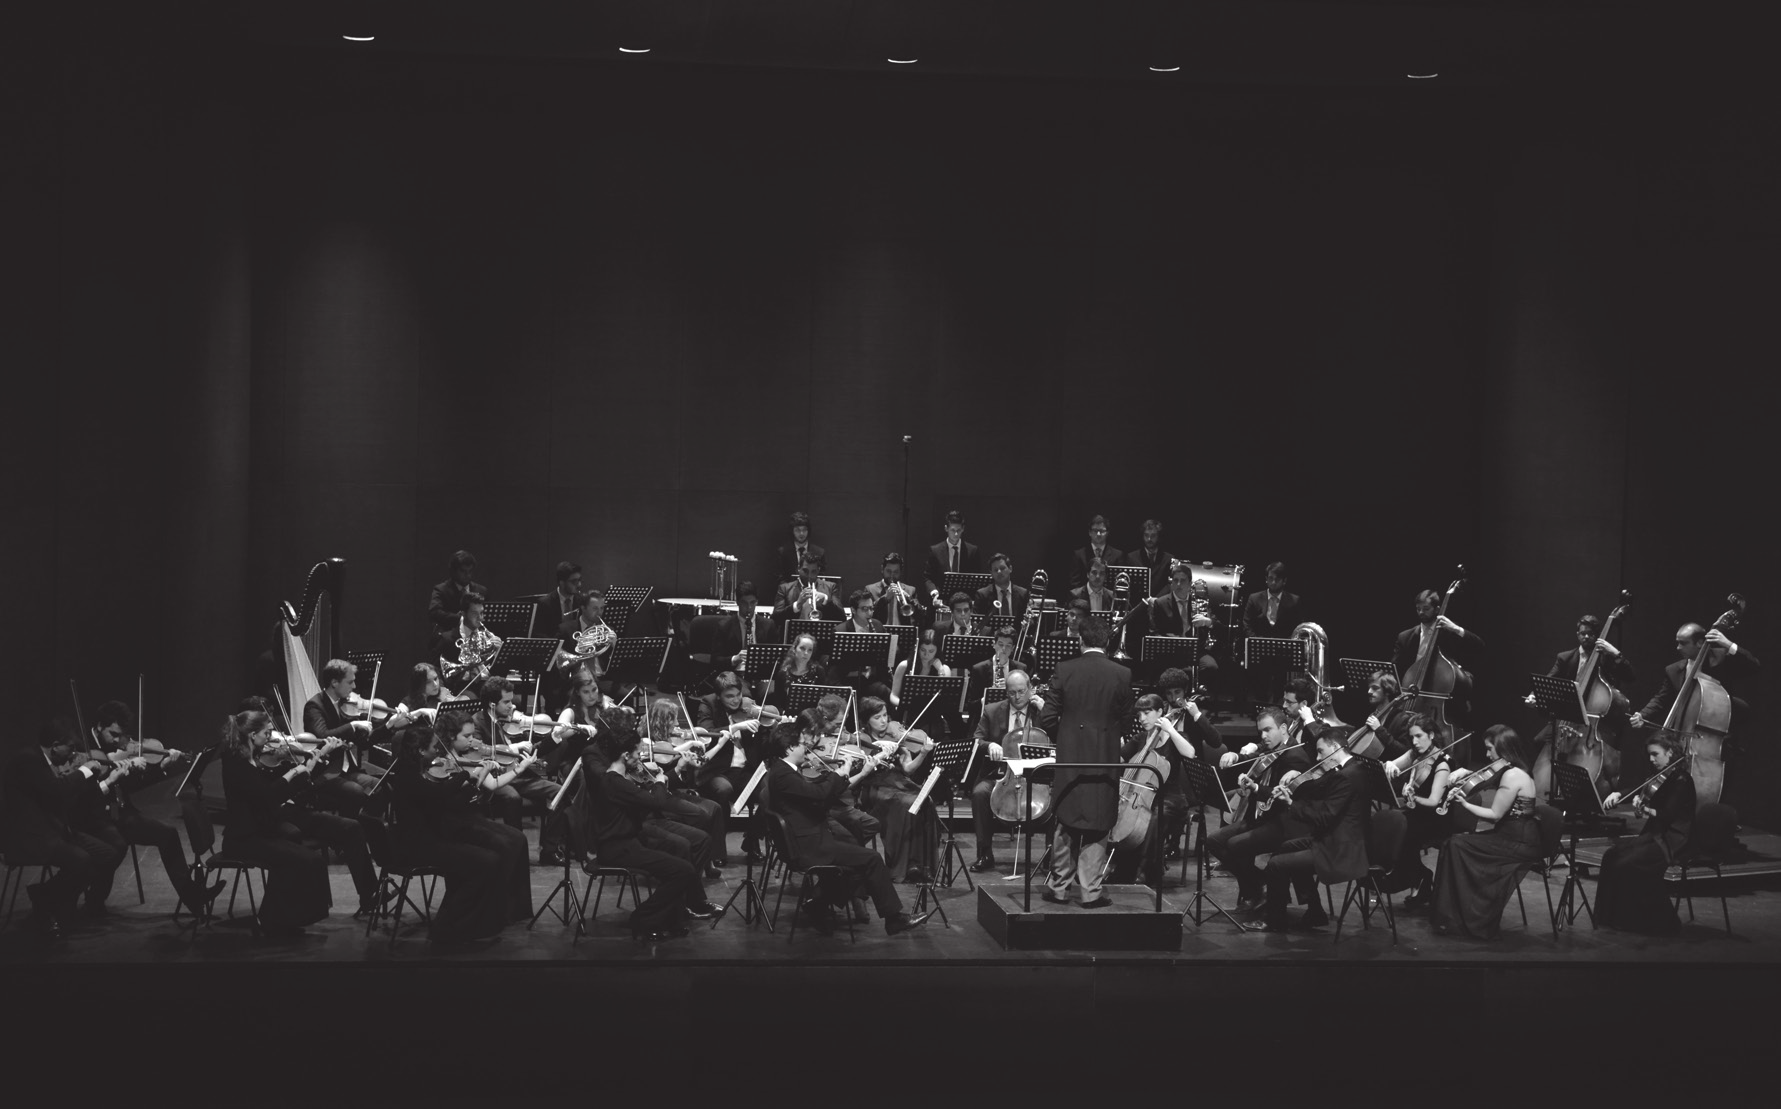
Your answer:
[1107,693,1211,888]
[966,670,1056,873]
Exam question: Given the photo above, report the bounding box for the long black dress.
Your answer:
[1595,773,1694,935]
[390,758,532,942]
[1430,793,1543,940]
[220,752,332,929]
[1382,752,1453,894]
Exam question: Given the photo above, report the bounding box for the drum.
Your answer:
[1186,562,1242,607]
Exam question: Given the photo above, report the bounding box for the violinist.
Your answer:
[856,696,942,885]
[1255,720,1369,933]
[1360,671,1414,762]
[776,510,825,584]
[762,719,932,936]
[301,658,387,816]
[1069,558,1116,613]
[767,633,828,712]
[864,553,920,628]
[2,720,128,939]
[550,673,609,775]
[71,700,221,918]
[1630,623,1759,738]
[399,662,444,721]
[1205,706,1314,913]
[973,553,1029,620]
[923,509,983,596]
[1523,614,1635,797]
[1129,519,1175,595]
[815,696,884,859]
[1595,733,1695,935]
[388,713,533,946]
[774,551,843,628]
[1380,714,1452,907]
[1428,725,1540,940]
[1108,694,1210,888]
[1393,588,1483,707]
[642,697,727,877]
[889,628,951,712]
[694,671,774,859]
[473,677,568,864]
[1069,515,1124,591]
[427,549,487,638]
[219,709,380,934]
[581,723,714,942]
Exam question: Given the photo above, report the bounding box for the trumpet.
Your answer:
[886,581,916,621]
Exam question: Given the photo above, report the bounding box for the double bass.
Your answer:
[1401,566,1468,732]
[1647,594,1745,808]
[1562,591,1632,786]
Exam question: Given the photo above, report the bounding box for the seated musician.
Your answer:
[1108,694,1212,888]
[972,553,1028,620]
[890,628,951,712]
[1256,719,1370,932]
[644,696,731,873]
[767,633,828,712]
[549,672,610,781]
[1148,561,1221,685]
[428,549,487,639]
[855,696,942,885]
[865,553,922,628]
[581,723,714,942]
[1393,588,1484,703]
[302,658,387,817]
[389,712,534,946]
[218,708,380,934]
[774,551,843,629]
[473,677,570,865]
[552,588,615,700]
[937,592,981,639]
[1069,515,1124,591]
[547,561,584,624]
[776,510,825,585]
[1596,732,1696,935]
[3,721,129,939]
[1130,518,1175,595]
[967,670,1056,872]
[969,625,1026,705]
[710,581,774,672]
[1380,713,1452,907]
[72,701,221,918]
[1241,561,1299,638]
[816,697,883,863]
[762,718,932,935]
[1630,621,1760,738]
[1069,557,1116,612]
[1362,670,1414,762]
[923,509,983,598]
[1205,706,1316,913]
[1152,668,1229,853]
[1052,598,1090,640]
[439,592,501,696]
[398,663,443,721]
[693,671,775,859]
[836,590,887,688]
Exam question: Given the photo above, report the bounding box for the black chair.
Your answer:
[177,795,264,935]
[1333,808,1406,946]
[1672,802,1738,935]
[1,853,57,928]
[763,811,853,942]
[571,859,644,944]
[362,818,440,951]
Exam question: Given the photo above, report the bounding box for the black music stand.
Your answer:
[1177,758,1243,930]
[937,571,989,601]
[606,637,671,701]
[604,585,653,611]
[1340,658,1399,694]
[490,638,560,705]
[1549,762,1612,929]
[529,762,586,930]
[1009,742,1059,882]
[437,697,482,716]
[940,634,996,671]
[347,652,387,696]
[1142,635,1201,669]
[899,674,967,721]
[1032,636,1082,680]
[738,644,784,678]
[482,600,539,640]
[1354,755,1396,806]
[1244,637,1305,672]
[977,614,1019,638]
[1108,566,1152,600]
[599,600,637,638]
[981,686,1010,711]
[784,683,854,715]
[917,737,978,892]
[786,618,842,658]
[1529,673,1586,728]
[832,631,895,675]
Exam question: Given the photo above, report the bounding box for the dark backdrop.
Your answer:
[4,45,1772,824]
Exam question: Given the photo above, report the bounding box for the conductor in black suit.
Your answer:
[972,553,1028,620]
[1257,724,1370,932]
[1042,615,1134,908]
[923,509,983,596]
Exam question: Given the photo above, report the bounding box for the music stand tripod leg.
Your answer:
[716,851,768,930]
[936,791,975,891]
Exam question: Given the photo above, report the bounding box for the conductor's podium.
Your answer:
[977,884,1184,951]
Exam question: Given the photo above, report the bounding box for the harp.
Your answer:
[278,558,346,721]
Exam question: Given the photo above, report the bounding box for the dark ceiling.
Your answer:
[34,1,1748,90]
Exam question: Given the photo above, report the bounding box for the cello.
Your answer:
[1563,591,1632,787]
[1400,566,1469,736]
[1648,593,1745,808]
[1108,712,1178,850]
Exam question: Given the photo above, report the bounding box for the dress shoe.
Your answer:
[1041,891,1070,905]
[181,880,225,914]
[1404,884,1432,909]
[903,866,932,885]
[884,908,934,935]
[685,901,724,920]
[1080,897,1114,909]
[1234,895,1266,914]
[969,856,999,873]
[703,862,724,879]
[1297,906,1331,930]
[536,848,568,867]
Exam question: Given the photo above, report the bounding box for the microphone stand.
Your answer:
[900,434,913,578]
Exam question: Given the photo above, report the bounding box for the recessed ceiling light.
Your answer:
[1149,65,1180,73]
[1407,73,1439,79]
[343,35,375,42]
[887,57,919,65]
[619,46,651,54]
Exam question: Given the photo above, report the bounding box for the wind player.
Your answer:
[923,509,984,597]
[709,582,774,673]
[1069,515,1125,591]
[1521,614,1636,798]
[775,551,843,630]
[428,550,487,641]
[439,593,501,695]
[1129,519,1175,595]
[1205,705,1316,914]
[836,591,887,688]
[775,511,824,585]
[547,562,584,623]
[972,554,1028,620]
[937,593,982,639]
[966,670,1056,872]
[969,625,1026,707]
[1070,558,1116,613]
[1147,561,1220,685]
[864,553,921,629]
[552,588,614,690]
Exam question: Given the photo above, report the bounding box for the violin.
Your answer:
[455,738,522,768]
[256,733,335,771]
[1228,740,1307,821]
[500,713,557,739]
[1387,731,1471,807]
[1437,757,1510,815]
[1604,752,1692,818]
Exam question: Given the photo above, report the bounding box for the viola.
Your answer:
[1437,757,1510,815]
[500,713,557,739]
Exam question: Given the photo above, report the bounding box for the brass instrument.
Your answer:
[885,581,916,623]
[571,620,617,662]
[1292,621,1329,692]
[448,622,503,692]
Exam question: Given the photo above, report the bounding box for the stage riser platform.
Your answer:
[977,885,1184,951]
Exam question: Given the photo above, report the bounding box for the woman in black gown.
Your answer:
[767,634,827,712]
[1382,714,1453,906]
[388,711,533,946]
[1594,734,1695,935]
[1430,725,1542,940]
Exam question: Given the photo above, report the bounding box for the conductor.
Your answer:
[1042,615,1134,908]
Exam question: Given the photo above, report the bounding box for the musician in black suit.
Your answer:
[1128,519,1175,595]
[1069,515,1125,591]
[1042,616,1133,907]
[1206,706,1315,911]
[1631,622,1760,733]
[775,511,825,584]
[1257,724,1370,932]
[427,549,487,636]
[864,553,923,629]
[774,552,844,628]
[762,718,931,935]
[546,561,584,624]
[2,721,128,937]
[967,670,1056,871]
[1392,589,1484,703]
[473,677,571,863]
[972,553,1029,620]
[1241,561,1301,638]
[582,723,715,941]
[922,509,983,595]
[302,659,385,817]
[1522,614,1635,796]
[700,582,775,675]
[968,626,1030,708]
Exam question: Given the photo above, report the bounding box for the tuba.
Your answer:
[1292,622,1328,689]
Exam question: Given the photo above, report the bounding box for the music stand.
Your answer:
[899,674,967,721]
[940,572,993,601]
[1108,566,1152,600]
[981,686,1010,709]
[977,614,1019,638]
[437,698,482,716]
[487,637,559,708]
[1033,636,1082,680]
[347,652,386,696]
[599,600,637,638]
[1244,637,1305,672]
[605,584,653,609]
[1141,635,1201,667]
[530,761,585,930]
[1340,658,1399,694]
[1354,755,1396,806]
[832,631,895,675]
[482,600,538,640]
[940,634,996,671]
[1528,674,1587,728]
[912,736,978,893]
[606,637,671,692]
[786,618,842,658]
[1177,758,1243,930]
[739,644,784,679]
[1549,762,1610,929]
[785,683,854,714]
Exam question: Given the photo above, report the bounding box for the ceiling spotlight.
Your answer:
[1149,65,1180,73]
[619,46,651,54]
[1407,72,1439,79]
[342,35,375,42]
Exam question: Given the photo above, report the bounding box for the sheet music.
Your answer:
[907,765,944,817]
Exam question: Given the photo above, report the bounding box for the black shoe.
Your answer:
[1080,896,1114,909]
[1404,880,1432,909]
[1234,895,1266,914]
[182,880,225,914]
[537,848,568,867]
[1041,891,1070,905]
[885,908,934,935]
[1298,907,1331,929]
[685,901,723,920]
[969,856,998,873]
[903,866,932,885]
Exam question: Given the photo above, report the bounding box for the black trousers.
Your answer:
[312,769,379,819]
[1207,814,1313,901]
[488,773,567,853]
[692,772,735,862]
[640,818,711,902]
[1263,837,1320,923]
[87,806,194,906]
[413,817,531,942]
[595,835,699,932]
[10,831,122,924]
[811,841,904,920]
